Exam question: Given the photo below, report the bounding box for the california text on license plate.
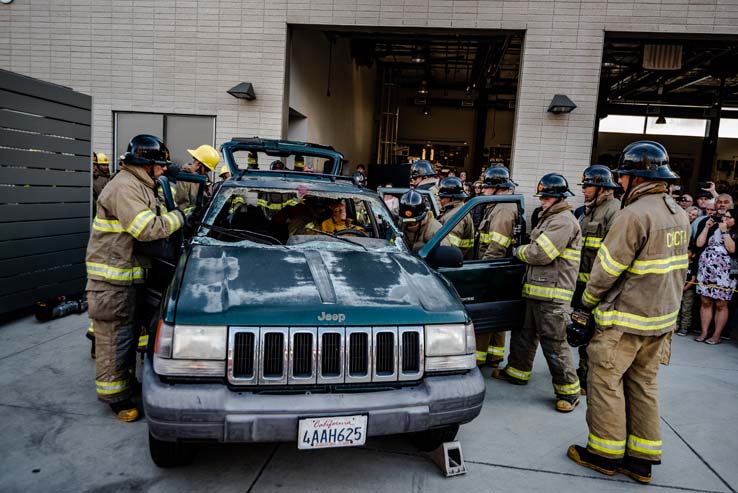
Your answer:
[297,415,367,450]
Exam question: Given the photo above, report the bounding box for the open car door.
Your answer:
[419,195,526,335]
[139,173,207,349]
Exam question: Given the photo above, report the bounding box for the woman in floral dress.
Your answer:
[695,208,738,344]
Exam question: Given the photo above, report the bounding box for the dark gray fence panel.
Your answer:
[0,69,91,314]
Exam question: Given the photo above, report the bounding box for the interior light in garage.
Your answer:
[411,46,426,64]
[227,82,256,101]
[656,115,667,124]
[417,81,429,96]
[422,106,431,116]
[547,95,577,114]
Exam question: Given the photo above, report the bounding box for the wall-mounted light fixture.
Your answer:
[227,82,256,101]
[655,115,667,124]
[411,46,426,64]
[422,106,431,116]
[547,94,577,114]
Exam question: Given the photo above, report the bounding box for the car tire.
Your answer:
[148,431,195,468]
[409,424,459,452]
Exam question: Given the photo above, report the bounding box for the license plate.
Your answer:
[297,415,367,450]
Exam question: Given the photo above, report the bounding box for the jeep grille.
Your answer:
[227,326,424,386]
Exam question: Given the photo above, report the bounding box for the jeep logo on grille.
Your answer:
[317,312,346,323]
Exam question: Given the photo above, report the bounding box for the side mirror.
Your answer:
[426,245,463,269]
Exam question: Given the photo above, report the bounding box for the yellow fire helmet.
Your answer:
[187,144,220,171]
[218,164,231,177]
[93,152,110,165]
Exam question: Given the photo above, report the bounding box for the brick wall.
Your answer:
[2,0,737,207]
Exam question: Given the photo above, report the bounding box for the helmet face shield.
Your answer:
[123,134,171,167]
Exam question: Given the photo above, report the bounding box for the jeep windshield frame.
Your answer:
[221,138,346,176]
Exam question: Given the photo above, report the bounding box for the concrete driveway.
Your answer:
[1,313,736,493]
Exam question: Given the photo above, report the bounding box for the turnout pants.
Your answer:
[87,286,138,404]
[504,299,580,398]
[586,329,671,462]
[475,331,507,365]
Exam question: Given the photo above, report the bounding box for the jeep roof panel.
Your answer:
[221,138,344,176]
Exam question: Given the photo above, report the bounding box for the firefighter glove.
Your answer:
[567,308,594,347]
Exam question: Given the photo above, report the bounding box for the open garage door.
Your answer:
[287,26,522,189]
[593,34,738,197]
[0,69,91,315]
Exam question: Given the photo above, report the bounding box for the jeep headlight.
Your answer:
[153,322,226,377]
[424,322,476,372]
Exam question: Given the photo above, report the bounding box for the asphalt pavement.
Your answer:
[1,312,736,493]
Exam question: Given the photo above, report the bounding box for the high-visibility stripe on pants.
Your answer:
[627,435,662,456]
[588,433,626,457]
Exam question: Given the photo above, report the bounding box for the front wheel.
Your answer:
[409,424,459,452]
[148,431,195,468]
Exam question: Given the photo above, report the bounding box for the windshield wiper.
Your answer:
[305,227,368,251]
[198,223,282,245]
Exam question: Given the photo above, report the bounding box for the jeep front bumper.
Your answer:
[143,359,485,443]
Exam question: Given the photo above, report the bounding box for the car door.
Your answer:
[419,195,526,335]
[139,173,206,347]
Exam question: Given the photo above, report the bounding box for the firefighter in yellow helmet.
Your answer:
[175,144,220,212]
[566,141,689,485]
[92,152,111,204]
[86,135,184,422]
[320,199,364,235]
[493,173,582,413]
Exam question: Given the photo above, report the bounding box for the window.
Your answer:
[114,112,215,169]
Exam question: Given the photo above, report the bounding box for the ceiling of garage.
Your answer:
[601,35,738,113]
[324,29,523,110]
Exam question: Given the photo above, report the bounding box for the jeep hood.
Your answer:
[173,244,465,326]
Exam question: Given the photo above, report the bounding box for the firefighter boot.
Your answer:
[618,456,655,484]
[110,399,140,422]
[555,395,580,413]
[567,445,620,476]
[492,369,527,385]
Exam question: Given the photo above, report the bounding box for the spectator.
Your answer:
[716,193,734,214]
[472,181,483,197]
[693,199,716,239]
[695,191,712,213]
[463,181,472,196]
[685,206,701,224]
[677,194,693,209]
[695,208,738,344]
[382,183,399,215]
[459,171,468,182]
[676,245,698,336]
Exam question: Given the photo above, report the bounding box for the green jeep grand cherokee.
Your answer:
[142,138,525,467]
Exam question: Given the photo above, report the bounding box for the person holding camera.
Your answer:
[695,208,738,344]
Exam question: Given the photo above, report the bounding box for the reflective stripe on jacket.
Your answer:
[86,165,184,287]
[438,200,475,259]
[581,182,690,336]
[479,201,518,260]
[578,193,621,284]
[515,201,581,303]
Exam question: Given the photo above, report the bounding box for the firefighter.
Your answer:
[493,173,582,413]
[398,190,450,252]
[86,134,185,422]
[437,176,475,259]
[270,159,285,170]
[92,152,111,204]
[320,199,364,234]
[574,165,621,394]
[409,160,439,197]
[476,166,519,368]
[567,141,689,484]
[210,164,231,197]
[175,144,220,213]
